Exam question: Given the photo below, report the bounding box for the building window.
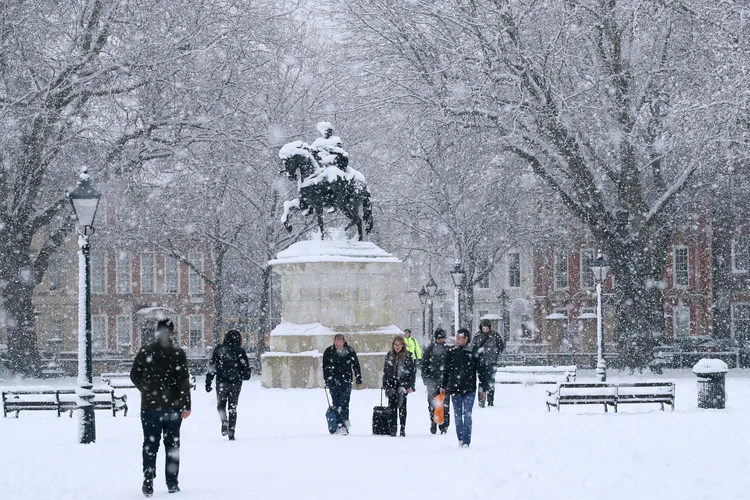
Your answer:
[116,316,132,348]
[580,249,595,289]
[189,315,204,349]
[733,237,749,273]
[508,252,521,288]
[172,317,182,346]
[92,316,107,351]
[673,307,690,338]
[555,252,568,289]
[520,314,533,339]
[50,319,63,341]
[116,252,132,294]
[732,304,750,340]
[188,252,204,295]
[140,252,155,294]
[165,256,179,294]
[92,253,106,294]
[476,261,490,289]
[674,246,689,287]
[49,260,61,291]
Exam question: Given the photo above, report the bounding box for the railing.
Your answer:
[500,350,745,369]
[498,352,618,369]
[654,351,742,369]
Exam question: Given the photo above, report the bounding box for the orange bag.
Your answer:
[433,393,445,425]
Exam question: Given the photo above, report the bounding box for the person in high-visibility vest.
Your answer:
[402,329,423,361]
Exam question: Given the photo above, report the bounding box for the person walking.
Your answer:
[421,328,451,434]
[323,334,363,435]
[475,319,505,408]
[205,329,252,441]
[440,328,489,448]
[402,329,423,362]
[130,319,192,497]
[382,335,416,437]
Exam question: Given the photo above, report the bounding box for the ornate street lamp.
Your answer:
[425,276,438,340]
[590,251,611,382]
[436,289,447,328]
[450,261,466,334]
[418,286,428,340]
[68,167,101,444]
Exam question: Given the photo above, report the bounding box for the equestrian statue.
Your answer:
[279,122,373,240]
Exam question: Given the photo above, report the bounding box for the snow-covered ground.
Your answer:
[1,369,748,500]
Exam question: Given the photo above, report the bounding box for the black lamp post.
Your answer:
[590,251,611,382]
[67,167,101,444]
[450,261,466,334]
[425,276,437,340]
[418,286,428,340]
[436,289,446,328]
[498,289,509,341]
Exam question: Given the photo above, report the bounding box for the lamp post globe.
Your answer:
[67,167,101,444]
[590,251,610,382]
[450,261,466,334]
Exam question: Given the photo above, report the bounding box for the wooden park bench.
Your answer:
[546,381,675,412]
[102,372,197,390]
[496,365,577,385]
[2,388,127,418]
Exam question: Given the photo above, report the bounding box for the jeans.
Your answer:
[451,392,476,446]
[141,410,183,486]
[387,390,408,435]
[216,380,242,434]
[426,382,450,430]
[329,382,352,427]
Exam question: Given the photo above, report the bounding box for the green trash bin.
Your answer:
[693,359,728,409]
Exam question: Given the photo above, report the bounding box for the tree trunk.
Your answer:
[607,229,669,370]
[212,248,225,348]
[256,265,273,370]
[3,281,41,376]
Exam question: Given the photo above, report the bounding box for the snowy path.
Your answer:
[1,370,748,499]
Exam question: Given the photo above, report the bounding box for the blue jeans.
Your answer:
[141,410,183,486]
[451,392,475,445]
[329,382,352,427]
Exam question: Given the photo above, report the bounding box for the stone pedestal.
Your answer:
[261,239,403,388]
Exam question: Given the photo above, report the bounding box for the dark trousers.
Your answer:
[216,380,242,434]
[141,410,183,486]
[426,382,450,430]
[478,364,497,406]
[329,382,352,427]
[387,390,408,436]
[452,392,475,445]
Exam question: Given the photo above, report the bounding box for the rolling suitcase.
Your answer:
[325,388,339,434]
[372,390,395,435]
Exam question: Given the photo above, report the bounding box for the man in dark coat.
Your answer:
[130,319,192,497]
[322,334,363,435]
[205,329,251,440]
[440,328,488,448]
[421,328,451,434]
[474,319,505,407]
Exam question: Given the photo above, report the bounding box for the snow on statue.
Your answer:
[279,122,373,240]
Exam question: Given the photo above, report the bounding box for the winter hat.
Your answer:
[480,319,492,329]
[156,319,174,333]
[434,328,446,339]
[224,329,242,347]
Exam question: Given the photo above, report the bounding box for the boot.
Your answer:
[168,485,181,494]
[221,421,228,436]
[399,426,406,437]
[430,423,437,434]
[142,479,154,498]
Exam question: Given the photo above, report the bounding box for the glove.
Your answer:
[205,382,212,393]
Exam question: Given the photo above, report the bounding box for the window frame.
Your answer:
[673,306,691,338]
[673,245,689,288]
[580,248,595,290]
[188,315,204,350]
[732,236,749,273]
[91,252,107,295]
[116,315,132,348]
[188,252,204,295]
[507,252,521,289]
[732,303,750,341]
[48,259,61,292]
[116,252,132,294]
[92,315,108,351]
[554,252,569,290]
[140,252,155,294]
[164,255,180,294]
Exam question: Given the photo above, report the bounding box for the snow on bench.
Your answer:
[101,372,197,390]
[2,387,127,418]
[496,365,576,385]
[546,381,675,412]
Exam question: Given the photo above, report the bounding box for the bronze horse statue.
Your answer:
[279,123,373,240]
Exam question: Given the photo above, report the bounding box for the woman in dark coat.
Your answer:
[382,335,416,437]
[205,330,252,440]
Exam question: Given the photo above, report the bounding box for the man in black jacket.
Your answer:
[322,334,363,435]
[130,319,192,497]
[440,328,488,448]
[475,319,505,407]
[421,328,451,434]
[205,329,251,440]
